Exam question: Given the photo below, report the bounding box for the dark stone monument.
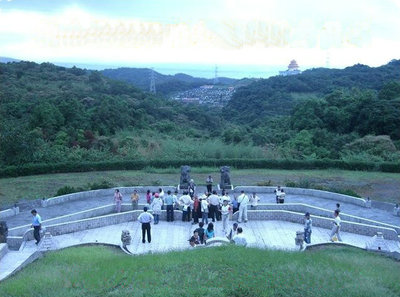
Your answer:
[0,221,8,243]
[180,165,191,189]
[220,166,232,189]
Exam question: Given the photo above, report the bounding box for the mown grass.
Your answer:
[0,168,399,207]
[1,245,399,297]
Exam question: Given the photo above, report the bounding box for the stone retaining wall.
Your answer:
[234,186,366,206]
[254,204,400,233]
[0,207,19,219]
[43,186,178,207]
[7,209,398,250]
[231,210,399,240]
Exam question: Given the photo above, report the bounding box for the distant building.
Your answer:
[279,60,302,76]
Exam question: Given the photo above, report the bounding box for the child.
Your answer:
[330,210,342,242]
[304,212,312,244]
[226,222,238,241]
[194,222,206,244]
[204,222,215,243]
[221,200,230,232]
[189,231,200,247]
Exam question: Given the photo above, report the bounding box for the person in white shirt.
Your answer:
[137,207,154,243]
[179,191,192,222]
[208,190,220,222]
[250,192,260,209]
[233,227,247,246]
[221,191,231,204]
[150,193,163,224]
[274,186,281,204]
[221,200,230,232]
[237,191,249,223]
[330,210,342,242]
[201,196,209,224]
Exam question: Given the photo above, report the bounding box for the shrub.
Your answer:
[256,180,273,186]
[56,186,80,196]
[88,180,114,190]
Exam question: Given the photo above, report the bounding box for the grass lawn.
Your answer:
[1,167,399,208]
[0,245,399,297]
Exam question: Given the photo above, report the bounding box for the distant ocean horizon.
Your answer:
[55,61,317,79]
[0,56,320,79]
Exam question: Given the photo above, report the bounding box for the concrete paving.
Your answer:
[2,188,400,282]
[1,220,399,281]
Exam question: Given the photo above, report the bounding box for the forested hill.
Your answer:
[0,61,223,165]
[101,67,237,95]
[224,60,400,123]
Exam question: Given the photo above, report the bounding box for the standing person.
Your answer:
[237,191,249,223]
[208,190,220,222]
[335,203,341,213]
[137,207,154,243]
[222,191,231,204]
[274,186,282,204]
[179,191,192,222]
[221,200,230,232]
[330,210,342,242]
[233,227,247,246]
[151,193,163,224]
[164,190,175,222]
[204,222,215,243]
[31,209,42,245]
[159,188,165,209]
[114,189,123,213]
[159,188,165,199]
[201,196,209,224]
[173,190,179,210]
[130,190,139,210]
[188,179,196,198]
[146,190,152,205]
[304,212,312,244]
[192,195,201,224]
[206,175,213,193]
[226,223,238,241]
[231,196,239,214]
[250,192,260,210]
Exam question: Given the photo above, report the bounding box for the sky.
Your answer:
[0,0,399,77]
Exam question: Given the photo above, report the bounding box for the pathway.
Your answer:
[5,191,400,229]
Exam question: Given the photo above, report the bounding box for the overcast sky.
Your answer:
[1,0,399,69]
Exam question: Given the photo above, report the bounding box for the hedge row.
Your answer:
[1,159,399,178]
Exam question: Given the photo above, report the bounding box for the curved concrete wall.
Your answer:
[231,210,399,240]
[234,186,366,206]
[8,208,398,250]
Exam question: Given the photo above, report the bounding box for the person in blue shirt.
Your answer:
[204,222,215,243]
[31,209,42,245]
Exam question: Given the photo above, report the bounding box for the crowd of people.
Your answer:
[112,183,350,246]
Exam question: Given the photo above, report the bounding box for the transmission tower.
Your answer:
[149,68,156,94]
[213,65,219,85]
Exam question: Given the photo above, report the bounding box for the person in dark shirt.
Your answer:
[189,231,200,247]
[194,222,205,244]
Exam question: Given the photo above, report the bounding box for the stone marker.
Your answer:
[121,230,132,248]
[295,230,304,250]
[180,165,191,189]
[220,166,232,189]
